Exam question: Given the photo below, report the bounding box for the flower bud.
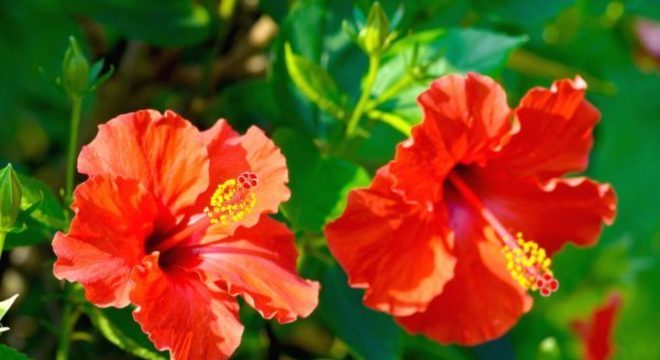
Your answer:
[358,2,391,55]
[62,36,90,97]
[0,164,22,232]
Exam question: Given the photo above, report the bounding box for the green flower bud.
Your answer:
[62,36,90,97]
[358,2,390,55]
[537,337,561,360]
[0,164,22,232]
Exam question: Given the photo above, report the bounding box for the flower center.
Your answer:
[204,172,258,225]
[447,171,559,297]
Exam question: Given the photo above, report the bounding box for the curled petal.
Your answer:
[78,110,209,229]
[325,166,456,316]
[130,254,243,360]
[468,169,616,255]
[239,127,290,226]
[196,119,242,206]
[488,77,600,180]
[391,73,514,203]
[198,216,319,323]
[198,125,289,235]
[396,189,532,345]
[53,176,157,307]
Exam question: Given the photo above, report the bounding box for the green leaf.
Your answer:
[17,174,66,230]
[0,294,18,321]
[401,335,473,360]
[0,345,30,360]
[320,265,401,360]
[85,306,166,360]
[0,294,18,333]
[375,28,527,96]
[268,0,365,136]
[284,43,349,120]
[274,129,370,232]
[65,0,211,47]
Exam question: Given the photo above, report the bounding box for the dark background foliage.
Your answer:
[0,0,658,359]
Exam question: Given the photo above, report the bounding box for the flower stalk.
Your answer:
[65,96,83,205]
[345,55,380,138]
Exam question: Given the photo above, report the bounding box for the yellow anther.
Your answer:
[204,173,258,225]
[502,233,555,292]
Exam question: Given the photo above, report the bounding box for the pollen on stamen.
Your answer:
[204,172,258,225]
[502,232,559,297]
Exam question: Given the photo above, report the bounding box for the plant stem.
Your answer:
[56,303,81,360]
[367,109,412,136]
[345,55,380,138]
[58,94,83,360]
[197,0,237,98]
[366,71,415,111]
[0,232,5,255]
[65,95,83,204]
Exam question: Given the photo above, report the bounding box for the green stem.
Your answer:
[366,71,415,111]
[58,94,83,360]
[65,96,83,204]
[367,109,412,136]
[198,0,237,97]
[345,55,380,138]
[0,232,5,255]
[56,304,81,360]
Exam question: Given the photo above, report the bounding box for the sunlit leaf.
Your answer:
[85,306,167,360]
[284,43,349,120]
[274,129,370,232]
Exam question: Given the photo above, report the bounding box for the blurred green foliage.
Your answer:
[0,0,658,359]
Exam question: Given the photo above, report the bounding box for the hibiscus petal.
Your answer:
[197,124,289,235]
[239,127,290,226]
[325,166,456,317]
[199,119,241,194]
[488,77,600,180]
[396,189,532,345]
[390,72,514,204]
[78,110,210,228]
[197,216,319,323]
[130,253,243,360]
[53,176,157,307]
[469,169,616,255]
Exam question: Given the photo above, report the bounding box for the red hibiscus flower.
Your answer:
[572,293,622,360]
[53,110,319,359]
[325,73,616,345]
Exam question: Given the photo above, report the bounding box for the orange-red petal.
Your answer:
[325,166,456,317]
[198,124,289,234]
[390,73,514,204]
[78,110,209,229]
[237,127,290,226]
[396,189,532,345]
[488,77,600,180]
[53,176,158,307]
[195,119,242,207]
[572,293,622,360]
[467,169,616,255]
[197,216,319,323]
[130,253,243,360]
